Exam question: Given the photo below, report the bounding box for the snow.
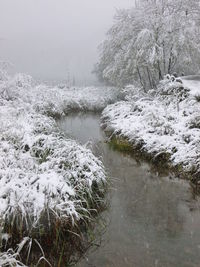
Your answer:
[95,1,200,88]
[0,250,27,267]
[1,73,121,117]
[102,76,200,176]
[182,76,200,96]
[2,69,199,265]
[0,72,119,263]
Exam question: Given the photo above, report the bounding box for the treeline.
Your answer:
[94,0,200,89]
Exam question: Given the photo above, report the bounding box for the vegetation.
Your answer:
[94,0,200,89]
[0,73,113,266]
[101,76,200,188]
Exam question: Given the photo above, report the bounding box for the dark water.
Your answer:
[58,113,200,267]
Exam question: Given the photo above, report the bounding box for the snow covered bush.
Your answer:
[122,84,148,102]
[157,75,189,99]
[101,75,200,183]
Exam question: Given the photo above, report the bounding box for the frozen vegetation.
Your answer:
[95,0,200,88]
[102,75,200,183]
[1,0,200,265]
[95,0,200,184]
[0,250,27,267]
[0,71,121,265]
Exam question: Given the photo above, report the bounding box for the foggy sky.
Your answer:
[0,0,133,85]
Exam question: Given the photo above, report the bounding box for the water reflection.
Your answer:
[57,113,200,267]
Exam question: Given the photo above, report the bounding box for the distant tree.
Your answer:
[94,0,200,89]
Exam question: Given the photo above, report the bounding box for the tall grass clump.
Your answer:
[0,71,110,265]
[101,75,200,186]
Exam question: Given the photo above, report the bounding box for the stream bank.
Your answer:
[58,113,200,267]
[101,76,200,192]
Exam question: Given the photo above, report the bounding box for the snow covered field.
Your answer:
[102,76,200,182]
[0,72,121,265]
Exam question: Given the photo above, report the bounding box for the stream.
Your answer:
[57,113,200,267]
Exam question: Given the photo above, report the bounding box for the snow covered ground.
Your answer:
[182,75,200,96]
[0,72,121,265]
[102,76,200,181]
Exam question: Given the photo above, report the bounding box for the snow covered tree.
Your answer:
[94,0,200,89]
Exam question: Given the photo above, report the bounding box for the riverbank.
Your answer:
[62,113,200,267]
[0,72,121,266]
[101,76,200,189]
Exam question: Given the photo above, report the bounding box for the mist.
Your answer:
[0,0,133,85]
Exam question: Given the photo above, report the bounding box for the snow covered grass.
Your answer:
[102,75,200,184]
[0,72,116,265]
[1,73,121,117]
[0,250,27,267]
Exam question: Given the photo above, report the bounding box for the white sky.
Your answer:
[0,0,133,84]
